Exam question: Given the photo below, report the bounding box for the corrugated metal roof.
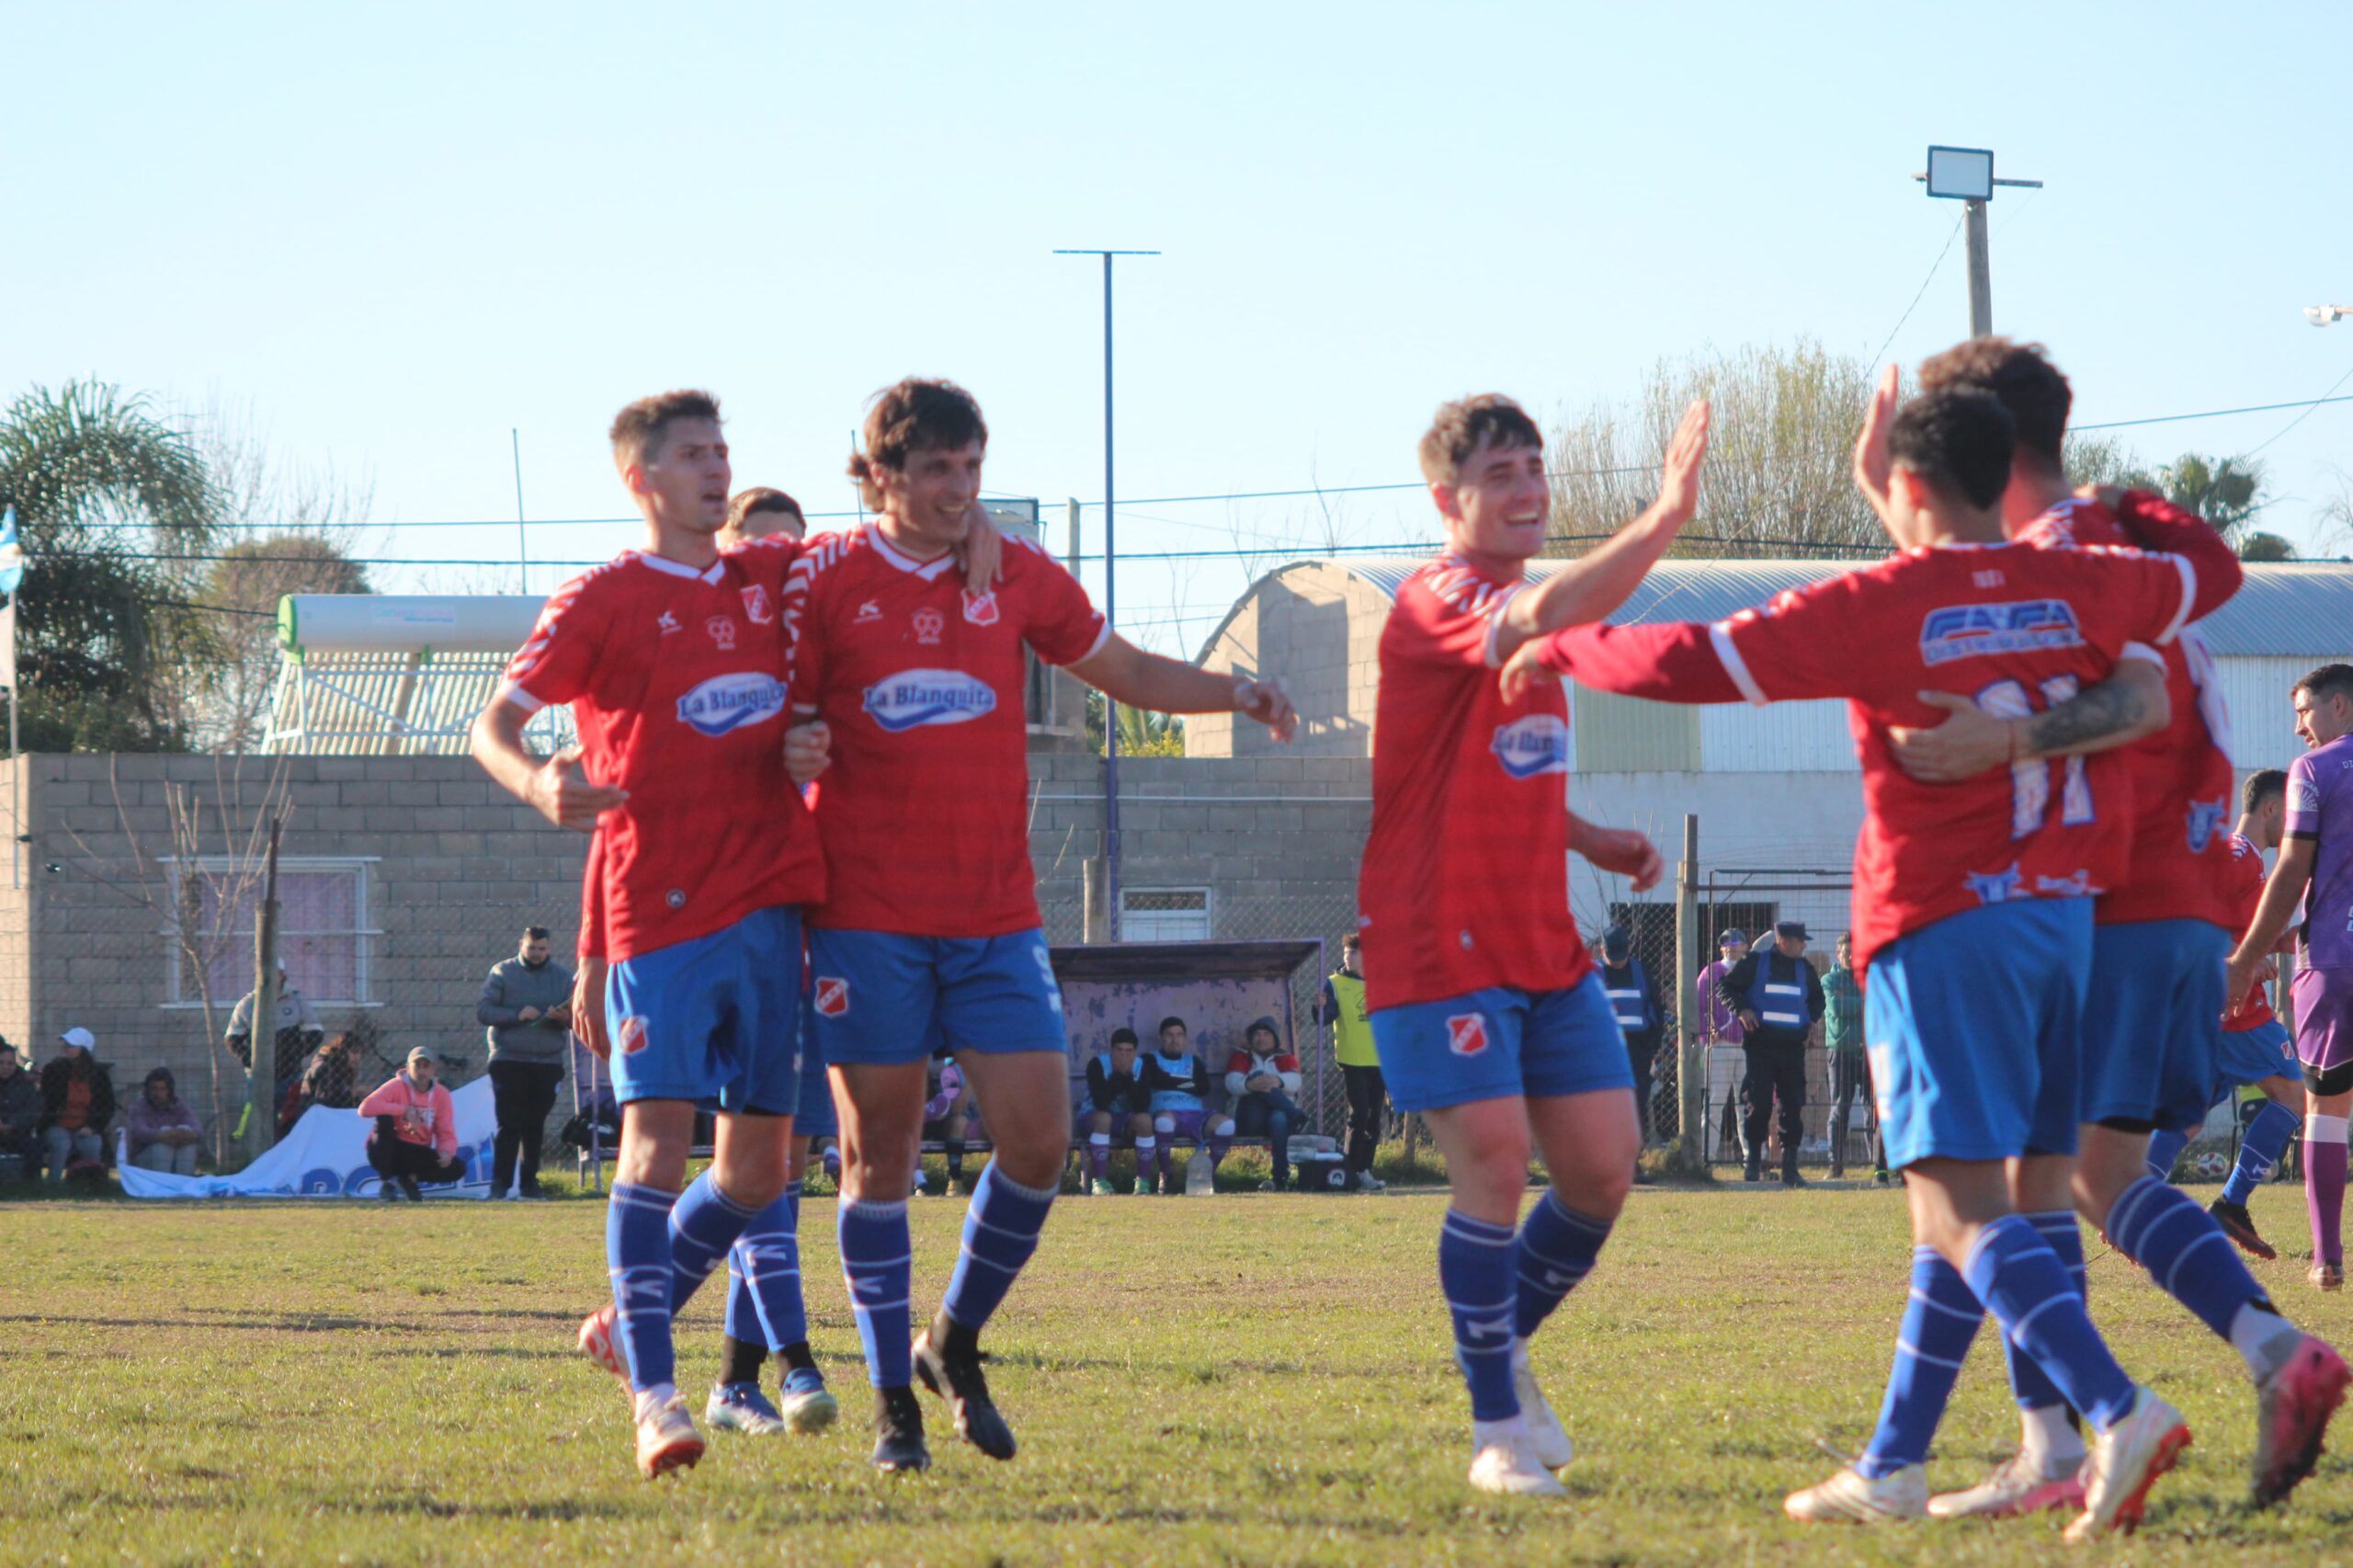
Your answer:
[1321,556,2353,657]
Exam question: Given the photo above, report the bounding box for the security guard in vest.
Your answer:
[1714,920,1824,1185]
[1597,926,1665,1151]
[1319,932,1386,1192]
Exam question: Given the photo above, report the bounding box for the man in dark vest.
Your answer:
[1716,920,1824,1185]
[1597,926,1665,1155]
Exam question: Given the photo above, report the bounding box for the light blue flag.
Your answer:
[0,506,20,597]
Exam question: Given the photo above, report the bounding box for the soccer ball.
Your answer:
[2192,1151,2229,1181]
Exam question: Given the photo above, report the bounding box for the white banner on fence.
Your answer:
[118,1077,499,1200]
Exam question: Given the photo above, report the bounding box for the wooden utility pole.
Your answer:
[243,815,285,1165]
[1669,814,1708,1178]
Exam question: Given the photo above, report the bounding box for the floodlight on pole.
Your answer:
[1914,146,2042,337]
[2306,305,2353,326]
[1053,247,1159,942]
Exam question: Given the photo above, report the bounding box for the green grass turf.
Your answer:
[3,1178,2349,1566]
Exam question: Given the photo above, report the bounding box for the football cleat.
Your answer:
[1089,1176,1115,1197]
[871,1384,930,1473]
[2208,1198,2278,1261]
[634,1394,705,1479]
[2063,1389,2189,1540]
[705,1381,790,1436]
[2252,1333,2349,1507]
[913,1327,1017,1460]
[779,1368,840,1435]
[1467,1417,1569,1498]
[1783,1464,1927,1523]
[577,1304,626,1380]
[1926,1449,2085,1519]
[2310,1262,2345,1292]
[1509,1342,1574,1471]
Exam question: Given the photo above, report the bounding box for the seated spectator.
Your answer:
[126,1067,203,1176]
[40,1028,115,1183]
[1225,1017,1308,1192]
[1142,1017,1233,1196]
[920,1054,972,1197]
[1084,1027,1155,1196]
[0,1040,40,1180]
[284,1034,364,1133]
[358,1048,464,1201]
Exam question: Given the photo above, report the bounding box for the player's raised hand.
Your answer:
[572,956,609,1060]
[1654,399,1712,528]
[1583,826,1664,893]
[1853,364,1901,519]
[954,503,1004,593]
[526,746,628,831]
[1497,639,1562,706]
[1235,676,1299,744]
[785,720,833,786]
[1888,692,2012,782]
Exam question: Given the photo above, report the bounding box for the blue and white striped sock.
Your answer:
[1439,1210,1518,1422]
[1997,1210,2082,1416]
[726,1183,806,1352]
[1966,1214,2135,1433]
[2108,1175,2279,1364]
[1858,1247,1982,1476]
[838,1197,913,1387]
[939,1164,1057,1335]
[607,1181,678,1396]
[1513,1188,1612,1339]
[666,1171,762,1314]
[2144,1127,2191,1186]
[2222,1102,2300,1207]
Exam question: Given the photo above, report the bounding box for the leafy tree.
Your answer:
[2116,453,2288,559]
[198,536,372,750]
[1085,689,1186,757]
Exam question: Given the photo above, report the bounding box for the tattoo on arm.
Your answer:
[2022,678,2145,757]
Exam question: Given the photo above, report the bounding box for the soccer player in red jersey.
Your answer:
[783,378,1296,1473]
[470,392,818,1478]
[1889,340,2345,1515]
[1355,391,1710,1498]
[1506,379,2229,1536]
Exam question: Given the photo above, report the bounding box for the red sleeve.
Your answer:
[1016,540,1111,667]
[1274,1054,1301,1074]
[2107,490,2242,622]
[2086,546,2209,653]
[1389,567,1526,671]
[784,545,831,716]
[1224,1051,1252,1075]
[577,833,607,963]
[500,573,608,710]
[1540,574,1868,706]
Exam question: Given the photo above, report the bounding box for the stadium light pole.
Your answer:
[1915,146,2041,336]
[1055,247,1158,942]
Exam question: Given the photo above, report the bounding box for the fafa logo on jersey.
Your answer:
[962,589,1001,627]
[2187,798,2229,854]
[675,671,789,736]
[1489,714,1570,779]
[1918,600,2084,667]
[861,667,997,733]
[813,977,849,1017]
[1446,1013,1490,1057]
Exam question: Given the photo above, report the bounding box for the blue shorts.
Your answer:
[796,994,837,1140]
[809,926,1065,1067]
[2080,919,2227,1134]
[1866,900,2090,1169]
[2212,1018,2296,1100]
[606,905,804,1116]
[1369,971,1632,1114]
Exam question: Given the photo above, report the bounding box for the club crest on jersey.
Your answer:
[813,977,849,1017]
[2187,798,2228,854]
[616,1016,649,1055]
[861,668,997,733]
[741,585,773,625]
[913,608,945,645]
[675,671,788,736]
[1918,600,2084,666]
[706,615,737,651]
[962,589,1001,627]
[1489,714,1570,779]
[1446,1014,1490,1057]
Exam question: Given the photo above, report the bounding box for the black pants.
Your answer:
[1625,1036,1660,1143]
[490,1059,564,1194]
[1739,1040,1807,1174]
[1340,1063,1386,1173]
[1829,1048,1883,1174]
[368,1119,467,1187]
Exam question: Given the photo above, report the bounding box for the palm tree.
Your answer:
[2123,452,2289,560]
[0,381,220,750]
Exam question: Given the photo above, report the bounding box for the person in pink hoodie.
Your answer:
[358,1048,464,1201]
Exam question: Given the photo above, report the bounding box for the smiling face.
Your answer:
[628,417,733,540]
[873,438,983,558]
[1434,434,1551,566]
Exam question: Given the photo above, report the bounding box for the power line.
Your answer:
[2074,392,2353,433]
[1869,210,1966,370]
[2247,364,2353,456]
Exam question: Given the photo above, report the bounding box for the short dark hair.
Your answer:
[523,926,551,942]
[1341,932,1360,949]
[608,389,722,472]
[849,379,988,511]
[144,1066,175,1091]
[1108,1027,1139,1047]
[2244,768,2289,813]
[1888,388,2015,510]
[1157,1016,1187,1036]
[1915,337,2072,472]
[1418,393,1543,487]
[727,487,802,532]
[2295,664,2353,710]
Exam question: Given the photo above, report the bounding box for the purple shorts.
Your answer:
[2292,967,2353,1073]
[1152,1108,1231,1141]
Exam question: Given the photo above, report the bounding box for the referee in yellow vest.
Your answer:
[1317,932,1387,1193]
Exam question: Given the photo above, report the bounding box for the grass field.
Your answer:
[5,1176,2350,1566]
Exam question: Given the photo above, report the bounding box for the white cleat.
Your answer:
[1509,1342,1574,1471]
[1927,1449,2086,1519]
[1467,1417,1570,1498]
[634,1393,705,1479]
[2064,1389,2190,1541]
[779,1383,841,1435]
[1783,1464,1927,1523]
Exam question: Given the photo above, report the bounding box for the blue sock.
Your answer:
[1513,1189,1612,1338]
[838,1197,913,1388]
[666,1172,762,1314]
[2144,1127,2190,1185]
[607,1181,678,1394]
[2106,1175,2270,1340]
[1998,1210,2082,1415]
[727,1184,806,1352]
[2222,1102,2300,1206]
[1858,1248,1984,1477]
[940,1164,1058,1334]
[1964,1214,2136,1432]
[1439,1210,1518,1422]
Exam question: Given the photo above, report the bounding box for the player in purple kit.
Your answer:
[2227,664,2353,1292]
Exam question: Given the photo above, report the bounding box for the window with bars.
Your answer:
[164,858,380,1007]
[1121,887,1211,942]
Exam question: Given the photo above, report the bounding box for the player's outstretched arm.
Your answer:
[1567,811,1662,892]
[1499,619,1742,707]
[1886,658,2170,783]
[1068,634,1299,742]
[1491,400,1711,665]
[468,699,629,831]
[2093,487,2245,621]
[2229,836,2316,1005]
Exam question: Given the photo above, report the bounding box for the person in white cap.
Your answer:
[40,1028,115,1182]
[225,958,325,1112]
[357,1047,463,1201]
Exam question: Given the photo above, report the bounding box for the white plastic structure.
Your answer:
[263,595,572,756]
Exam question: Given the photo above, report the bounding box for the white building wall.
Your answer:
[1698,699,1855,773]
[1568,770,1865,935]
[2213,656,2319,774]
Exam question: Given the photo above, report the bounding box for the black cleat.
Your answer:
[913,1326,1017,1460]
[397,1175,424,1202]
[2210,1197,2279,1261]
[870,1385,930,1473]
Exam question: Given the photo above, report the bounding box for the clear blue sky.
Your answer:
[9,1,2351,655]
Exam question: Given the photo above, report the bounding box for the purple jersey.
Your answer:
[2287,733,2353,971]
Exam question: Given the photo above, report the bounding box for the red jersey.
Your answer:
[1539,540,2236,970]
[789,525,1108,937]
[1359,553,1587,1012]
[2018,494,2236,929]
[2222,831,2277,1029]
[498,538,823,963]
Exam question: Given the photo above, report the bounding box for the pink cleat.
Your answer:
[2253,1334,2350,1507]
[578,1304,627,1380]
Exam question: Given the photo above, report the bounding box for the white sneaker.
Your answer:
[1357,1173,1387,1193]
[1510,1342,1574,1470]
[1783,1464,1927,1523]
[1467,1417,1569,1498]
[634,1393,705,1479]
[2064,1389,2189,1541]
[1927,1449,2085,1519]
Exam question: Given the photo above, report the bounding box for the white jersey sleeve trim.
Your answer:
[1708,621,1769,706]
[2120,640,2165,668]
[1481,582,1529,669]
[1055,619,1115,667]
[492,680,547,715]
[2154,555,2197,646]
